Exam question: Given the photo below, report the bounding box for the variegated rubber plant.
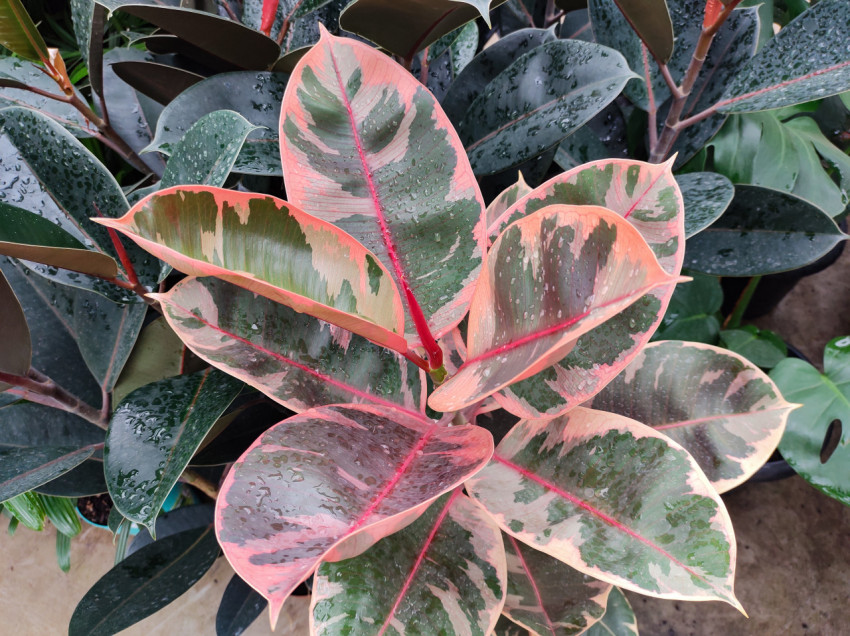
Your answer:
[4,0,849,634]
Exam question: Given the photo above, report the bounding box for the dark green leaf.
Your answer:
[70,0,107,98]
[241,0,331,42]
[110,60,204,105]
[0,0,50,62]
[216,574,267,636]
[105,369,241,532]
[0,446,96,503]
[190,401,286,466]
[69,526,220,636]
[585,588,638,636]
[148,71,288,176]
[676,172,734,238]
[0,267,30,389]
[684,185,848,276]
[127,504,214,556]
[653,272,722,344]
[611,0,673,64]
[720,325,787,369]
[553,101,630,170]
[418,21,479,102]
[458,39,635,174]
[160,110,259,188]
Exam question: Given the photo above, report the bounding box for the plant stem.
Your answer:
[180,469,219,500]
[723,275,762,329]
[0,368,106,428]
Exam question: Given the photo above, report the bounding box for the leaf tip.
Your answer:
[268,595,286,630]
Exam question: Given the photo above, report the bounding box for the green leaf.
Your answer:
[590,341,795,492]
[216,574,267,636]
[719,0,850,113]
[0,0,50,63]
[709,112,850,216]
[56,530,72,572]
[243,0,345,62]
[69,526,220,636]
[495,615,531,635]
[684,185,848,276]
[157,277,424,414]
[3,491,45,530]
[216,404,493,626]
[770,335,850,506]
[105,368,242,533]
[584,588,638,636]
[0,202,120,281]
[42,494,82,537]
[420,21,479,102]
[160,110,259,189]
[466,407,742,608]
[611,0,673,64]
[110,59,203,106]
[312,490,506,635]
[676,172,734,239]
[70,0,107,98]
[720,325,788,369]
[502,533,610,635]
[0,445,97,503]
[485,173,534,248]
[340,0,503,58]
[100,185,408,355]
[147,71,288,176]
[458,39,635,175]
[0,267,31,389]
[653,272,722,344]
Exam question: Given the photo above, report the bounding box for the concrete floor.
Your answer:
[1,250,849,635]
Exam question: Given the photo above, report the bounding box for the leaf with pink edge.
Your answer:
[215,404,493,627]
[489,158,685,420]
[428,204,680,413]
[96,185,407,355]
[588,341,795,493]
[486,174,533,249]
[280,29,485,366]
[311,489,506,635]
[502,532,611,635]
[465,407,742,608]
[157,276,425,415]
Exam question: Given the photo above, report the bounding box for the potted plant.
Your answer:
[0,0,847,634]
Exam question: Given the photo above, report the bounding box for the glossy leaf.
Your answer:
[98,185,408,354]
[0,267,30,388]
[70,0,106,96]
[148,71,288,176]
[653,272,722,344]
[68,526,220,636]
[157,277,424,414]
[420,21,479,102]
[312,490,506,635]
[106,368,242,533]
[160,110,259,189]
[42,494,82,537]
[502,533,610,635]
[217,574,268,636]
[442,27,559,126]
[0,445,97,503]
[684,185,848,276]
[495,615,531,636]
[611,0,673,64]
[458,39,635,175]
[244,0,331,38]
[676,172,733,238]
[280,30,485,352]
[243,0,345,63]
[0,0,49,62]
[430,203,676,412]
[3,491,45,530]
[0,106,160,301]
[718,0,850,113]
[110,60,204,105]
[128,504,215,556]
[216,404,493,626]
[0,202,119,281]
[589,341,795,492]
[466,407,741,608]
[340,0,502,59]
[553,102,630,172]
[0,58,93,137]
[709,112,850,217]
[584,588,638,636]
[771,336,850,506]
[94,1,281,71]
[56,530,72,572]
[719,325,787,369]
[485,174,534,248]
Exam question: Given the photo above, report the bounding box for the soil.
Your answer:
[76,493,113,526]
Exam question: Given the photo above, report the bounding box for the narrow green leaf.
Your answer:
[3,491,45,531]
[0,0,50,62]
[70,0,107,98]
[0,266,31,389]
[69,526,220,636]
[42,494,82,537]
[676,172,734,239]
[105,368,242,533]
[56,529,73,572]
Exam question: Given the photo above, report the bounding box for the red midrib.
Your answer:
[507,535,558,636]
[376,488,461,636]
[623,165,667,220]
[716,60,850,109]
[493,454,726,595]
[326,42,442,369]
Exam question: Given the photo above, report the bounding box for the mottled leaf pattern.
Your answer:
[466,407,741,608]
[486,173,533,248]
[281,30,485,357]
[430,203,679,412]
[157,277,424,414]
[503,533,610,635]
[485,160,684,419]
[98,186,408,354]
[216,405,493,626]
[311,490,506,635]
[589,341,795,492]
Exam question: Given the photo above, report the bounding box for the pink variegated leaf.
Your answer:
[156,276,425,415]
[490,158,685,420]
[486,173,533,248]
[216,404,493,627]
[588,341,795,493]
[95,185,407,354]
[428,204,681,413]
[466,407,742,609]
[280,28,485,367]
[311,489,506,635]
[502,533,610,636]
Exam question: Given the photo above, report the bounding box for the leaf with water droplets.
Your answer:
[676,172,734,238]
[584,588,638,636]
